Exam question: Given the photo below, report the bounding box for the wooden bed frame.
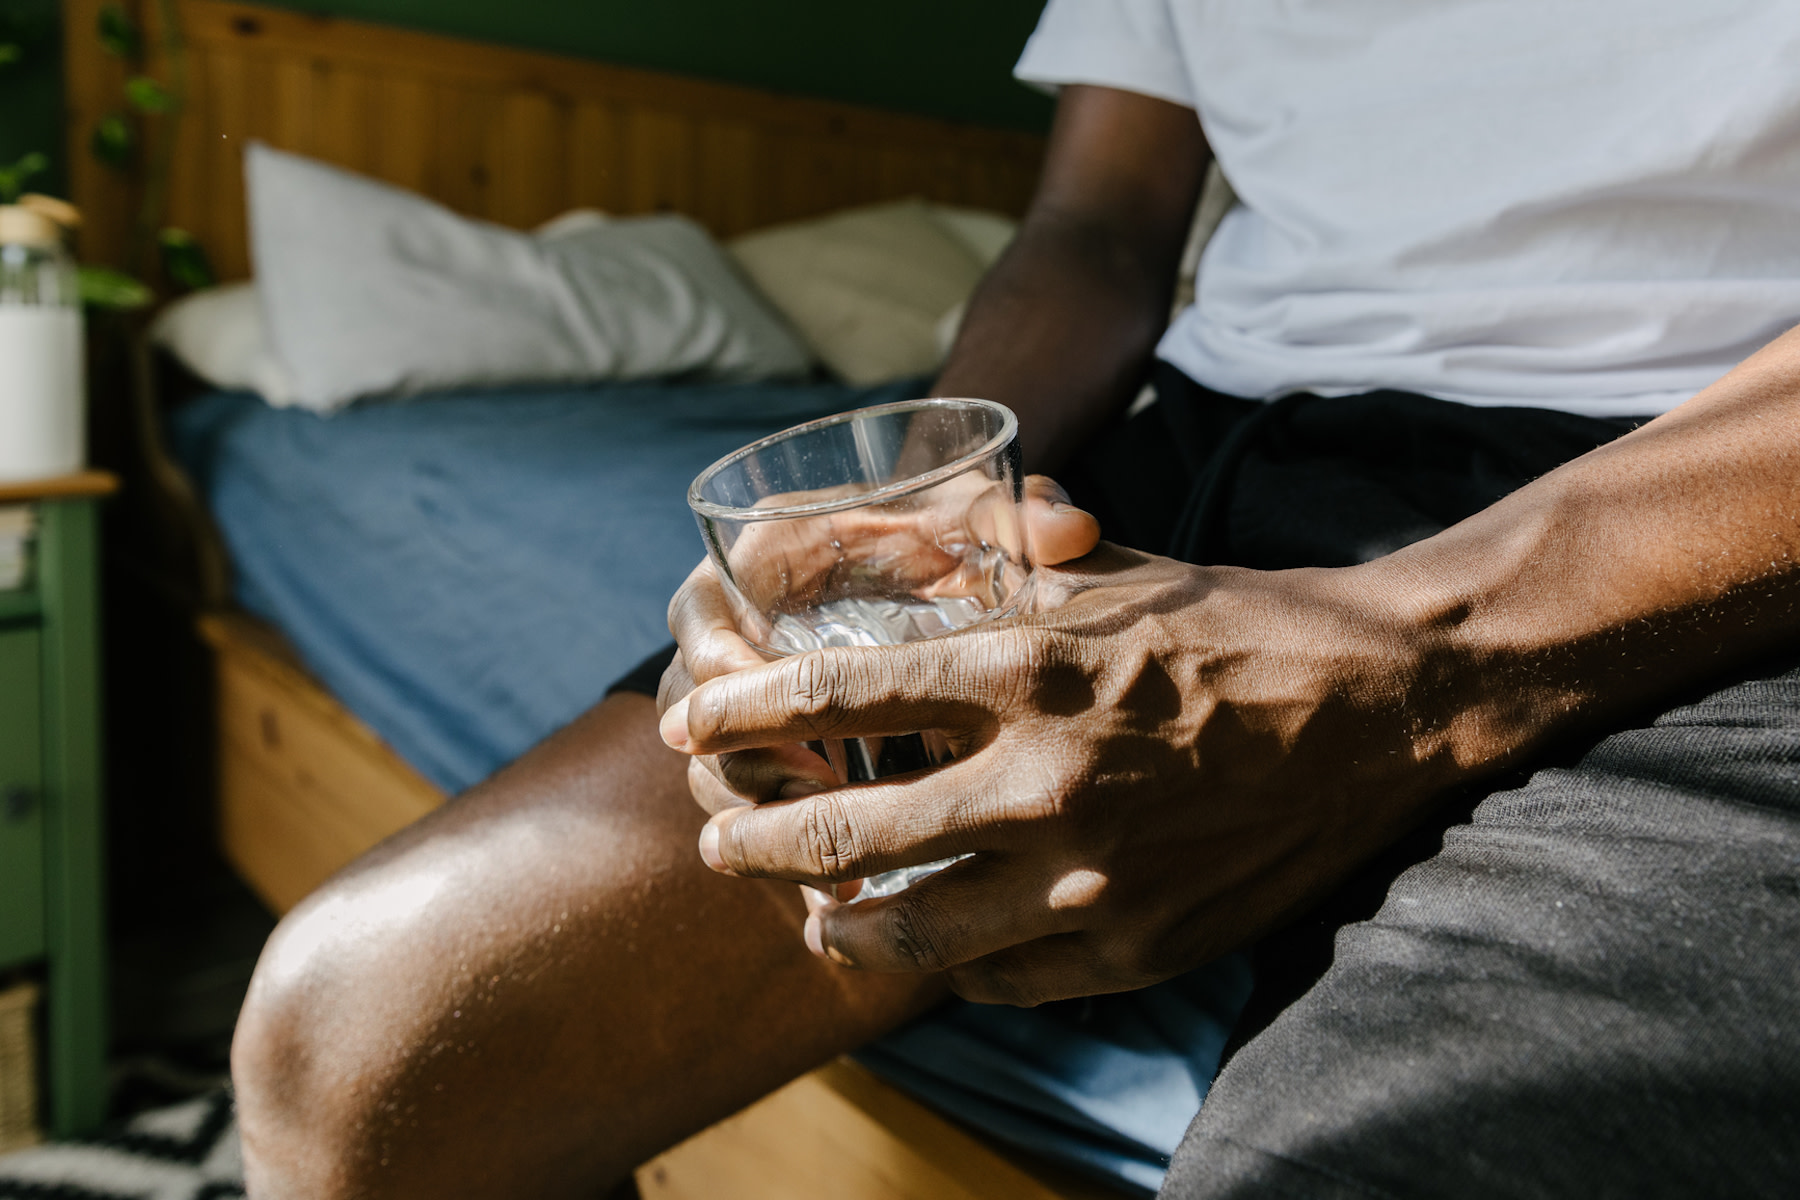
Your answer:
[63,3,1135,1195]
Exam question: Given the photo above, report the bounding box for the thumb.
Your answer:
[1023,475,1102,566]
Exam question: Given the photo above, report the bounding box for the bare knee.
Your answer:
[231,878,425,1199]
[231,843,635,1199]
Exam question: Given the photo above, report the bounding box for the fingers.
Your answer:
[667,559,765,685]
[807,890,1131,1007]
[708,743,840,804]
[803,855,1080,978]
[655,650,695,716]
[686,757,742,817]
[663,630,1031,755]
[1022,476,1102,567]
[699,765,999,886]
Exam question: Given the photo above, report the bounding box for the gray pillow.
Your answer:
[246,143,813,412]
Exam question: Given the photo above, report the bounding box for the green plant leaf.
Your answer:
[158,228,216,291]
[0,7,49,69]
[0,152,48,203]
[125,75,175,115]
[78,266,155,311]
[98,4,142,61]
[91,115,134,168]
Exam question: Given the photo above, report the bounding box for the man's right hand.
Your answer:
[660,474,1103,815]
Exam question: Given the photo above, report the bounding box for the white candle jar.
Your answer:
[0,205,85,483]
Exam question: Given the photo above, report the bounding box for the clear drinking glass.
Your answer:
[688,398,1035,900]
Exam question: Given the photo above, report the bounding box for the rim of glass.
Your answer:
[688,397,1019,521]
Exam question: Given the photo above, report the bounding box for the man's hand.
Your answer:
[659,475,1103,829]
[659,544,1481,1006]
[658,323,1800,1007]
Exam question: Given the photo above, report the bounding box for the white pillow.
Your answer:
[148,281,302,406]
[246,143,813,412]
[147,207,635,405]
[927,205,1018,269]
[728,199,1010,387]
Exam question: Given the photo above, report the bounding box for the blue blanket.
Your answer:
[172,380,1247,1194]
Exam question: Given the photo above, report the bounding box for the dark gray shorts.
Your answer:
[1164,654,1800,1198]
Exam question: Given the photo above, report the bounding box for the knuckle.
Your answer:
[695,628,767,685]
[883,901,953,974]
[800,793,863,881]
[785,650,850,732]
[686,637,734,686]
[975,626,1053,708]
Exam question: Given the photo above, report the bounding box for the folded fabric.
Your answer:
[246,143,814,412]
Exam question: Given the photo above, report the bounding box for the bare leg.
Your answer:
[232,694,945,1198]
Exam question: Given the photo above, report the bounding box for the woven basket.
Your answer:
[0,982,41,1155]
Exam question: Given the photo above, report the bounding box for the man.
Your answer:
[232,2,1800,1197]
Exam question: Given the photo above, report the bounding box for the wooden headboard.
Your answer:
[62,0,1047,282]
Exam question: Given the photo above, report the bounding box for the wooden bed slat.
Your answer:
[639,1059,1128,1200]
[197,612,445,912]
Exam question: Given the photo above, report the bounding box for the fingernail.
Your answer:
[803,914,826,958]
[659,699,690,750]
[698,822,733,874]
[779,778,829,801]
[1051,502,1082,516]
[802,886,832,913]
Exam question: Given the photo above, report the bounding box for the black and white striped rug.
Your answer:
[0,1091,242,1199]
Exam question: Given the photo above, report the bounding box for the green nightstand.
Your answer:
[0,470,113,1138]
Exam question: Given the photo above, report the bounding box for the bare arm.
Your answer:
[1396,324,1800,775]
[934,85,1210,472]
[664,327,1800,1004]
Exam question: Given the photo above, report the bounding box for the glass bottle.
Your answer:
[0,199,85,482]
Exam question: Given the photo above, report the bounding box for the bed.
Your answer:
[67,3,1222,1196]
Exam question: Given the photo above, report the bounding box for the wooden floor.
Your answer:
[198,610,1128,1199]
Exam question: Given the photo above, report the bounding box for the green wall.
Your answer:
[0,0,63,195]
[259,0,1054,131]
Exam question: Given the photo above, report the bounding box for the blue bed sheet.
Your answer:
[172,379,916,793]
[171,379,1248,1194]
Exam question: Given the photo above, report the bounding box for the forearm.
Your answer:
[934,208,1186,472]
[932,85,1209,473]
[1381,325,1800,773]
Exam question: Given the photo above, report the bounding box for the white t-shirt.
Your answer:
[1016,0,1800,416]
